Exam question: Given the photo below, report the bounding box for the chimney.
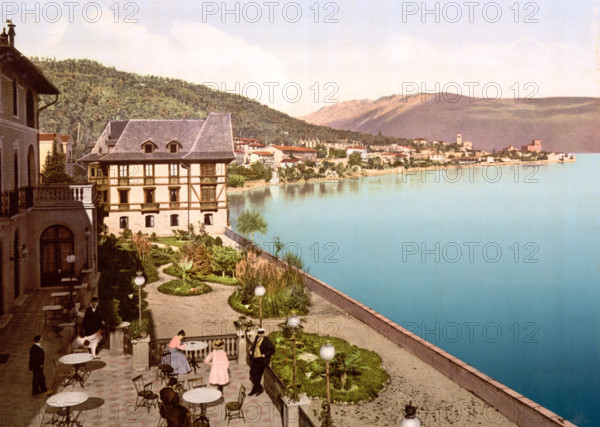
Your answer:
[7,21,15,47]
[0,28,8,45]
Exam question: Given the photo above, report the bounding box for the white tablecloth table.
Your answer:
[59,353,94,388]
[47,391,88,426]
[182,341,208,374]
[183,387,222,424]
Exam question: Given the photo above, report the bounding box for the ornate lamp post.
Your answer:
[320,342,336,425]
[287,313,300,387]
[134,271,146,335]
[66,254,76,309]
[84,227,91,269]
[254,285,266,328]
[400,401,421,427]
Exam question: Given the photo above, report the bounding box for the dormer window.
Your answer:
[167,140,180,153]
[141,140,157,154]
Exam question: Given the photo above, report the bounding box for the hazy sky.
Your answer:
[7,0,600,116]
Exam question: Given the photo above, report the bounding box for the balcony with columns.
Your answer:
[0,184,96,218]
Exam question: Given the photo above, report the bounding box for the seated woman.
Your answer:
[167,330,191,375]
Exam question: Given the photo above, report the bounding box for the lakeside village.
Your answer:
[228,133,576,188]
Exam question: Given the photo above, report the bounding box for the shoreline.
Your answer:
[227,157,576,193]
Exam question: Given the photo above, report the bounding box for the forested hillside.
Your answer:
[34,58,411,160]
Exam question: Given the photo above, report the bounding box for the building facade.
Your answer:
[522,139,542,152]
[0,24,97,316]
[264,144,318,166]
[81,113,235,236]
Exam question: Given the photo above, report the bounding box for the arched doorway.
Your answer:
[40,225,74,287]
[13,231,20,298]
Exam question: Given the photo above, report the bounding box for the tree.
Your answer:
[236,209,268,242]
[41,150,72,183]
[348,152,363,167]
[209,245,240,277]
[315,144,328,159]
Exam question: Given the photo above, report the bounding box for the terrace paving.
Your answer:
[0,251,517,426]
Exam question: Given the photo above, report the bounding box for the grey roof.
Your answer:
[79,153,100,162]
[184,113,234,161]
[80,114,234,164]
[109,121,128,140]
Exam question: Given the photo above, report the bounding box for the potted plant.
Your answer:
[233,315,256,337]
[130,318,151,371]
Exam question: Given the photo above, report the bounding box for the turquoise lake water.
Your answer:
[228,155,600,426]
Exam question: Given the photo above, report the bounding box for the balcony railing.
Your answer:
[169,202,180,209]
[141,203,160,213]
[144,177,155,185]
[0,190,18,217]
[34,184,96,207]
[200,176,218,184]
[200,201,218,210]
[1,185,96,217]
[89,177,108,187]
[118,178,129,186]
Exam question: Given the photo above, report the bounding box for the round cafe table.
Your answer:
[183,341,208,374]
[182,387,222,426]
[47,391,88,426]
[59,353,94,388]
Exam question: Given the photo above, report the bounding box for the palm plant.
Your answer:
[236,209,268,243]
[178,257,193,286]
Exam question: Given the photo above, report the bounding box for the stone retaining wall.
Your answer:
[224,228,575,427]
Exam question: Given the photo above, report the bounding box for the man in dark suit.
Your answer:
[249,328,275,396]
[82,297,103,337]
[29,335,48,395]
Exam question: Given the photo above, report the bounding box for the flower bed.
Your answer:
[270,331,389,404]
[157,279,211,296]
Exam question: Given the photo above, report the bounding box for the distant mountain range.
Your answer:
[301,94,600,153]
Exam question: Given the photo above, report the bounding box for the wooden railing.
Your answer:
[200,202,218,210]
[140,203,160,213]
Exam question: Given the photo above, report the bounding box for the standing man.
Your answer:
[249,328,275,396]
[82,297,103,337]
[82,297,104,356]
[29,335,48,395]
